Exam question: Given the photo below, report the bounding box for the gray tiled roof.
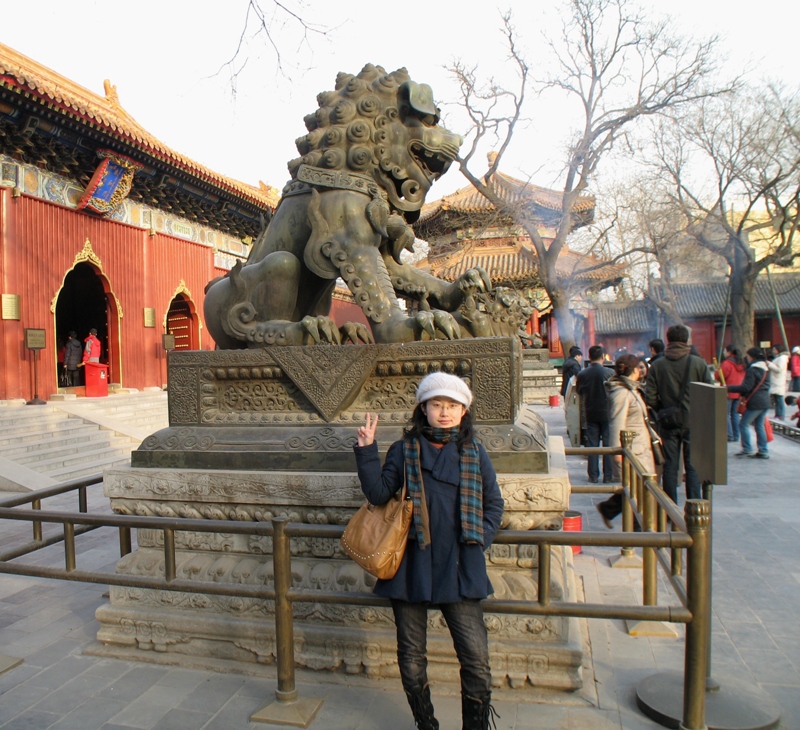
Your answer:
[594,302,656,334]
[654,274,800,317]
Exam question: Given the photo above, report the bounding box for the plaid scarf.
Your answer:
[404,427,484,548]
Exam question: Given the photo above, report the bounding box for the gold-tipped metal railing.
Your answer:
[0,451,712,730]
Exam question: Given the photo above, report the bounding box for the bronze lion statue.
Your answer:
[204,64,492,347]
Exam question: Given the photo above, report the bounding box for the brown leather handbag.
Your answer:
[340,483,413,580]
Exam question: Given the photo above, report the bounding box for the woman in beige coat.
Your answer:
[596,354,656,527]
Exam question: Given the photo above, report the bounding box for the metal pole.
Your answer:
[119,526,132,557]
[164,528,176,582]
[642,486,657,607]
[272,517,298,702]
[717,280,732,364]
[620,432,635,558]
[765,266,789,350]
[64,523,76,572]
[32,499,42,542]
[681,499,711,730]
[702,483,719,692]
[538,543,551,606]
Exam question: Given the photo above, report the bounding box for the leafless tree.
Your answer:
[649,84,800,350]
[219,0,330,94]
[450,0,729,354]
[588,177,725,325]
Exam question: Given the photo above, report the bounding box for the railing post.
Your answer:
[642,486,657,607]
[251,518,323,726]
[163,528,176,582]
[119,526,132,557]
[32,498,42,542]
[64,522,76,572]
[272,517,297,703]
[78,486,87,513]
[620,432,635,553]
[609,432,642,569]
[681,499,710,730]
[538,543,551,606]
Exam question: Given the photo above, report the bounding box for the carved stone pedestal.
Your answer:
[93,339,583,691]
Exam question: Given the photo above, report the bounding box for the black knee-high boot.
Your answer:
[404,683,439,730]
[462,693,499,730]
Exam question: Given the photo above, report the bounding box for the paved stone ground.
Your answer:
[0,405,797,729]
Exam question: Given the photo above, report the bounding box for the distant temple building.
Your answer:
[589,275,800,361]
[0,43,278,400]
[413,162,625,357]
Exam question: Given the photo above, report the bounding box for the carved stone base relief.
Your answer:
[96,461,581,691]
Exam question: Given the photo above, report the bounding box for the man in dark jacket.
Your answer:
[576,345,613,483]
[727,347,771,459]
[560,346,583,397]
[645,325,713,502]
[648,338,664,366]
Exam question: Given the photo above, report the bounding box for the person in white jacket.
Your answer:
[768,344,789,419]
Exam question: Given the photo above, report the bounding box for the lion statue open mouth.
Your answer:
[204,64,495,347]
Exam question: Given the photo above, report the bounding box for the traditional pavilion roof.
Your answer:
[423,238,626,291]
[0,42,279,237]
[414,170,595,240]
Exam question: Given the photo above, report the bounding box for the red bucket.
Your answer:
[549,394,560,407]
[562,510,582,554]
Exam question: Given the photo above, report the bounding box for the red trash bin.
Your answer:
[84,362,109,397]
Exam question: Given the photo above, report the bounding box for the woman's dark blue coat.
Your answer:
[353,438,504,604]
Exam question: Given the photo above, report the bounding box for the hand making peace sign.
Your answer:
[357,413,379,447]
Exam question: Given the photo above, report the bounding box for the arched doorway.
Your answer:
[165,294,198,350]
[54,261,119,384]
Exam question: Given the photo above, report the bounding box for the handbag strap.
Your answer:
[741,367,769,408]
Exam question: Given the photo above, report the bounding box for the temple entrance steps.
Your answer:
[0,390,168,491]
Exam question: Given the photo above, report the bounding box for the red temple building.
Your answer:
[0,43,278,400]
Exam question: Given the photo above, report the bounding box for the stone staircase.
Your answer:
[0,390,168,491]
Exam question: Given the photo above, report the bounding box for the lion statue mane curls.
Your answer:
[204,64,494,347]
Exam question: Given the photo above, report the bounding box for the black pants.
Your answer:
[661,427,701,503]
[584,420,613,481]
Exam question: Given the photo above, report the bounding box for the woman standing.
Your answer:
[354,372,504,730]
[715,345,746,441]
[790,346,800,393]
[596,354,657,526]
[728,347,771,459]
[768,344,789,419]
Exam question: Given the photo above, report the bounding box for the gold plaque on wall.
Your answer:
[2,294,20,320]
[143,308,156,328]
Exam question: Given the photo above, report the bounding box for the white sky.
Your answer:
[2,0,797,199]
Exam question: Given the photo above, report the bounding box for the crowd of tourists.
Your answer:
[560,330,800,526]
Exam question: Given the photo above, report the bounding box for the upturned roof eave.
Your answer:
[0,43,280,210]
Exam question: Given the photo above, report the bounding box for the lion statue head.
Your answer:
[288,64,462,219]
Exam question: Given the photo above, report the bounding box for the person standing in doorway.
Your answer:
[63,331,83,386]
[82,328,101,364]
[353,373,504,730]
[645,325,713,503]
[576,345,614,484]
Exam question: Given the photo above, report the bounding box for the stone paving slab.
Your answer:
[0,405,796,728]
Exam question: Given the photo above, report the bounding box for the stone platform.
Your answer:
[94,338,582,691]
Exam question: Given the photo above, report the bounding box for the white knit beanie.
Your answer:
[415,372,473,408]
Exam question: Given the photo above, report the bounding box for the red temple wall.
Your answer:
[0,190,219,400]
